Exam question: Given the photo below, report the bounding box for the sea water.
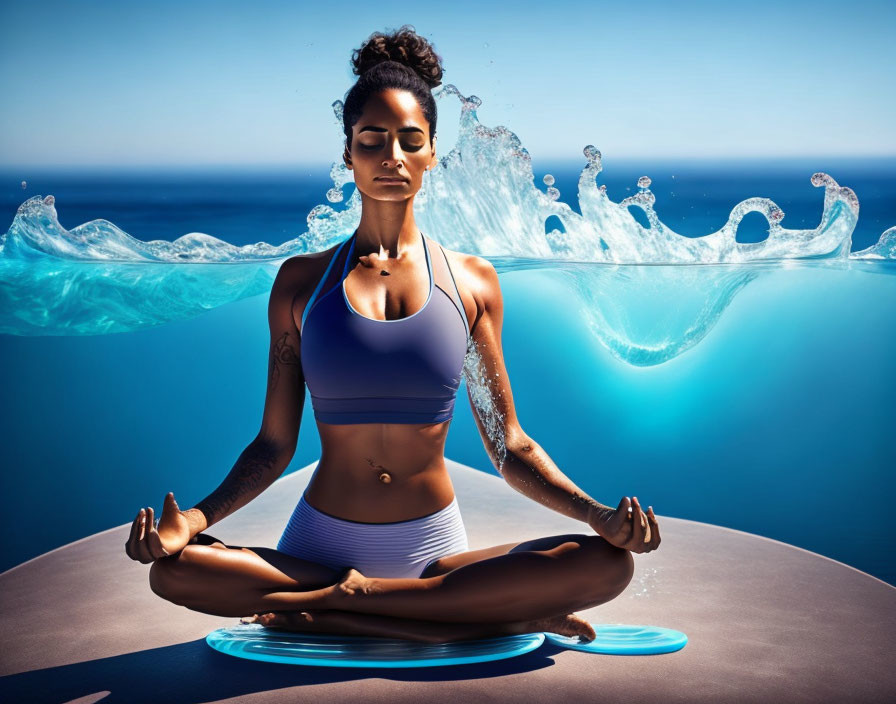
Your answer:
[1,86,893,583]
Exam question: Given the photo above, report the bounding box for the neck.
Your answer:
[353,195,422,261]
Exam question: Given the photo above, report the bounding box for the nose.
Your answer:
[382,139,404,168]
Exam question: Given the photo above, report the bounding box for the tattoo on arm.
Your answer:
[194,440,282,527]
[270,331,301,391]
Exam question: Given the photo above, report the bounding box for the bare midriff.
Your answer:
[303,419,457,523]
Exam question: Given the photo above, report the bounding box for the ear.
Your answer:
[343,144,352,170]
[428,136,437,170]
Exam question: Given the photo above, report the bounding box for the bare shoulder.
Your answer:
[440,248,497,293]
[271,242,344,328]
[438,247,500,334]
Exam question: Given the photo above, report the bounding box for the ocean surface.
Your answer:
[1,159,894,586]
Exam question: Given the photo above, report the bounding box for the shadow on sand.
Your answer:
[1,639,569,703]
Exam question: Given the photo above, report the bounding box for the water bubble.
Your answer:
[638,176,651,189]
[331,100,344,123]
[546,187,560,201]
[21,181,27,189]
[542,174,555,187]
[583,145,601,161]
[326,187,343,203]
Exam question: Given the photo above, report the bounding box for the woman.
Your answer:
[125,25,661,645]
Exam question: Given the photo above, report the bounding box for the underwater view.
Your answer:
[1,86,894,584]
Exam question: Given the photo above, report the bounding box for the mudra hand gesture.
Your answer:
[589,495,661,554]
[124,492,193,563]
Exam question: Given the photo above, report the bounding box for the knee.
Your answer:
[148,546,205,606]
[579,540,634,606]
[149,557,184,605]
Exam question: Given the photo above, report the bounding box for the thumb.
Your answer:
[162,492,180,516]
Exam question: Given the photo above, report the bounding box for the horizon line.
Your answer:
[3,154,896,173]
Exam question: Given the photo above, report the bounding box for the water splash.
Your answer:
[0,83,892,353]
[626,565,662,599]
[561,264,759,366]
[462,338,507,474]
[852,226,896,260]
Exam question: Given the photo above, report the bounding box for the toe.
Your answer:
[258,612,279,627]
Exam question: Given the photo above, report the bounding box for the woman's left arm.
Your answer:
[463,256,614,527]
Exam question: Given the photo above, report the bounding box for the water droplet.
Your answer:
[638,176,651,189]
[583,145,601,161]
[21,181,27,189]
[543,174,555,187]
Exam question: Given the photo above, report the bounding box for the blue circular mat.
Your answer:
[206,623,546,667]
[543,623,687,655]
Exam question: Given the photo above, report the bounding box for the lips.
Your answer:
[375,176,409,183]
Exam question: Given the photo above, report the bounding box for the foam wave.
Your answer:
[1,85,892,363]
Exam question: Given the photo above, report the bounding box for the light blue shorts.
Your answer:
[277,493,470,579]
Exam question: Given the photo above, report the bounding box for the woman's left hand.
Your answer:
[588,495,661,554]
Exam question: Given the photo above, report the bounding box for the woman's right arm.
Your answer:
[126,256,311,562]
[190,254,310,533]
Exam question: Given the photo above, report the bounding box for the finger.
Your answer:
[647,505,661,549]
[145,506,170,559]
[630,496,647,546]
[613,497,633,535]
[616,498,638,548]
[161,492,179,525]
[135,509,154,563]
[633,496,651,544]
[125,509,144,559]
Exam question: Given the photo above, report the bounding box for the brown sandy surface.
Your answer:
[1,460,894,703]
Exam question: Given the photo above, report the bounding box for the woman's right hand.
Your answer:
[125,492,193,563]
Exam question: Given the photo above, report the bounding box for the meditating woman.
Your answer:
[124,25,660,645]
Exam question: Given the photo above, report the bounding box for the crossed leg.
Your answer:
[149,532,634,643]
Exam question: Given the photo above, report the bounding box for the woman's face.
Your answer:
[345,89,437,201]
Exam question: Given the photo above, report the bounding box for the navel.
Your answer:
[366,456,393,485]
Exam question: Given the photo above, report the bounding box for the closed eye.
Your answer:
[359,143,424,152]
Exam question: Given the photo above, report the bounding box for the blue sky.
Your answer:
[1,0,893,167]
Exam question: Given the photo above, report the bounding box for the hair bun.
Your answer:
[351,25,443,88]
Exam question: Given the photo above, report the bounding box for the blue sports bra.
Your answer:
[300,230,471,425]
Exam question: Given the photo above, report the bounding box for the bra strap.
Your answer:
[428,237,471,339]
[300,233,354,333]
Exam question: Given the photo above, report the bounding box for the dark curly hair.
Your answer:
[343,25,444,153]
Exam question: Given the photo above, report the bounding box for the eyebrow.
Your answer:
[358,126,425,134]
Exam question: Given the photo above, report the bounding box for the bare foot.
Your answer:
[241,610,439,643]
[528,613,596,642]
[242,611,320,631]
[332,567,375,598]
[240,609,596,644]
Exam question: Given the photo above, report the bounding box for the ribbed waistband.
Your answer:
[300,494,461,526]
[277,493,469,578]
